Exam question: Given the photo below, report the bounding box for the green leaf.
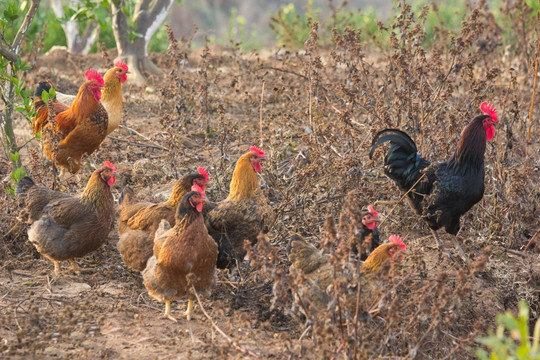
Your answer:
[9,152,19,162]
[41,91,49,103]
[12,167,26,180]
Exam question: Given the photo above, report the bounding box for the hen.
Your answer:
[289,234,406,313]
[353,205,381,260]
[117,167,210,271]
[15,162,117,276]
[142,191,218,322]
[369,102,498,258]
[204,146,275,269]
[32,70,108,174]
[55,62,129,136]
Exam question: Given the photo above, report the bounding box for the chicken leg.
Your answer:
[163,299,177,322]
[431,230,453,258]
[454,228,469,263]
[54,261,62,277]
[184,298,194,321]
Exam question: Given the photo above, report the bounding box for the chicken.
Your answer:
[204,146,275,269]
[117,167,210,271]
[353,205,381,261]
[15,162,117,276]
[142,191,218,322]
[369,102,498,258]
[55,62,129,136]
[289,234,406,313]
[32,70,108,174]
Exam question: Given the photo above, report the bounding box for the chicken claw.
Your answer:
[70,259,92,274]
[163,299,178,322]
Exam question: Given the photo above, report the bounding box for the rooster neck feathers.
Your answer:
[227,152,258,201]
[448,115,489,173]
[69,80,100,119]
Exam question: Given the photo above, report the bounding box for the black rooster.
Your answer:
[369,102,498,258]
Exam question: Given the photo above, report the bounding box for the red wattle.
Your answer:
[107,177,116,187]
[363,220,377,230]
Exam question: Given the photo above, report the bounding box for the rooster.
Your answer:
[15,162,117,276]
[117,167,210,271]
[55,62,129,136]
[204,146,275,269]
[369,102,498,258]
[32,69,108,174]
[142,191,218,322]
[289,234,406,313]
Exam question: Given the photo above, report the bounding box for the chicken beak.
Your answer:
[375,218,381,223]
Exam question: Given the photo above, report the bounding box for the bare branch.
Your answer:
[0,43,17,62]
[12,0,41,55]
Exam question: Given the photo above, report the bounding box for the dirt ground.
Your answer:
[1,43,539,359]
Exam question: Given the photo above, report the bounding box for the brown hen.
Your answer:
[289,234,406,314]
[142,191,217,322]
[117,168,210,271]
[16,162,117,276]
[204,146,275,269]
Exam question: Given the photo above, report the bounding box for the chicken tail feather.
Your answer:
[118,186,136,207]
[369,129,417,159]
[289,234,328,275]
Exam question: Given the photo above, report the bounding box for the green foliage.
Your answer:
[7,152,26,195]
[475,300,540,360]
[270,1,382,49]
[226,7,262,50]
[0,0,37,195]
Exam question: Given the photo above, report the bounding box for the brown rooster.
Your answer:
[15,162,117,276]
[204,146,275,269]
[289,234,406,313]
[142,191,218,322]
[55,62,129,136]
[32,70,108,174]
[117,167,210,271]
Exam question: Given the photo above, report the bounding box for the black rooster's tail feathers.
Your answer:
[15,176,35,196]
[369,129,417,159]
[34,82,52,99]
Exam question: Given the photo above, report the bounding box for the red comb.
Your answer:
[367,205,378,218]
[249,146,266,158]
[115,61,128,71]
[85,69,104,87]
[103,161,117,172]
[389,235,406,250]
[197,167,209,182]
[480,102,497,122]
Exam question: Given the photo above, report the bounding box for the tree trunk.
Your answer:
[0,0,41,170]
[1,65,21,168]
[50,0,98,55]
[112,0,174,85]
